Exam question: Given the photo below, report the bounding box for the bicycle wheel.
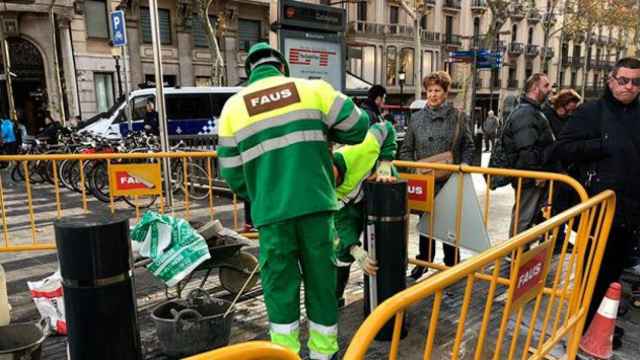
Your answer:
[172,160,211,201]
[88,161,111,203]
[123,194,158,209]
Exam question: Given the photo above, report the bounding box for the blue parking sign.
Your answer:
[110,10,127,47]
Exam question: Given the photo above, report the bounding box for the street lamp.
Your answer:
[398,69,406,104]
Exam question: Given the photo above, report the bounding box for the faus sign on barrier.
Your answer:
[109,163,162,196]
[398,173,435,212]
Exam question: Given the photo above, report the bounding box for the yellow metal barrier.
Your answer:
[342,190,615,359]
[393,161,589,272]
[0,152,251,253]
[183,341,300,360]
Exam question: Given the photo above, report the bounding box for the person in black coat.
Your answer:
[542,89,582,254]
[552,57,640,348]
[143,99,159,135]
[361,85,387,125]
[502,73,554,237]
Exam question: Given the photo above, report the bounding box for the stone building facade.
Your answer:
[0,0,637,130]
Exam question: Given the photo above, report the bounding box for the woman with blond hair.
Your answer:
[398,71,475,280]
[543,89,582,138]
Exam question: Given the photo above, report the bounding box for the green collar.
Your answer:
[248,65,284,84]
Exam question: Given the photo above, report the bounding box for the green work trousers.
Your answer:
[259,211,338,359]
[334,202,365,302]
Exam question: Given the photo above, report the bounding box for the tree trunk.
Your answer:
[199,0,225,86]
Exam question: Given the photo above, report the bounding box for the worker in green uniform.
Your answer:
[217,42,369,359]
[332,120,398,306]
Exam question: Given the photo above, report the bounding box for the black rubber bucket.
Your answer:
[0,322,46,360]
[151,295,234,357]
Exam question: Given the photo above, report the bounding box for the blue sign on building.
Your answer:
[110,10,127,47]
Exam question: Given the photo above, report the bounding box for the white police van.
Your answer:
[80,86,242,138]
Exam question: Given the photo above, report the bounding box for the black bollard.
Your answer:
[55,214,142,360]
[363,180,409,341]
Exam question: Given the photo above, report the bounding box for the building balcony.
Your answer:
[525,44,539,57]
[541,47,554,60]
[587,33,598,45]
[527,9,541,23]
[509,3,526,21]
[471,0,487,14]
[347,21,415,38]
[597,35,608,46]
[443,0,461,12]
[507,79,519,89]
[561,55,570,67]
[570,56,584,68]
[575,31,586,43]
[420,30,441,44]
[508,42,524,56]
[443,33,462,47]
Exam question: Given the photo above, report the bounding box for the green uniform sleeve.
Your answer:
[217,102,249,200]
[313,80,368,145]
[372,121,397,160]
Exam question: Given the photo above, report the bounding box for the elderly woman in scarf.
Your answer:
[398,71,475,280]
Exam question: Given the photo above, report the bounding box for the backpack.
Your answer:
[1,119,16,144]
[487,107,520,190]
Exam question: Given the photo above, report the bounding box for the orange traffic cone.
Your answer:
[579,282,622,359]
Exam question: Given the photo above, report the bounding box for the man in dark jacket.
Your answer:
[362,85,387,125]
[503,73,554,237]
[553,57,640,348]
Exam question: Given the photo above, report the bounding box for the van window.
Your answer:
[211,93,235,117]
[166,94,212,120]
[132,95,155,122]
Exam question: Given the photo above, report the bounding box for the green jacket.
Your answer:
[217,65,369,226]
[333,121,397,207]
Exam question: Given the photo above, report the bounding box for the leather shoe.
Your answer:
[409,266,425,280]
[613,334,623,350]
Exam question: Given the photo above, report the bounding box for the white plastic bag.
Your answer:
[27,271,66,335]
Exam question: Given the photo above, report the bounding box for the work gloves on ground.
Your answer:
[373,160,396,183]
[350,245,378,276]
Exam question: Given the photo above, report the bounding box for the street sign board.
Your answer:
[281,30,344,91]
[279,0,346,33]
[110,10,127,47]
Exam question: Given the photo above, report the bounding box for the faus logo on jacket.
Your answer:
[244,82,301,116]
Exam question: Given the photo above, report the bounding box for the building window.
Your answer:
[348,45,376,84]
[559,70,565,87]
[511,24,518,42]
[357,1,367,22]
[141,8,172,45]
[390,6,399,24]
[445,16,453,37]
[94,73,114,113]
[238,19,261,52]
[420,15,427,30]
[491,68,500,88]
[192,16,220,48]
[473,17,480,46]
[422,50,433,80]
[527,27,534,45]
[570,71,577,87]
[386,46,397,86]
[525,64,533,80]
[400,48,414,86]
[85,0,109,39]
